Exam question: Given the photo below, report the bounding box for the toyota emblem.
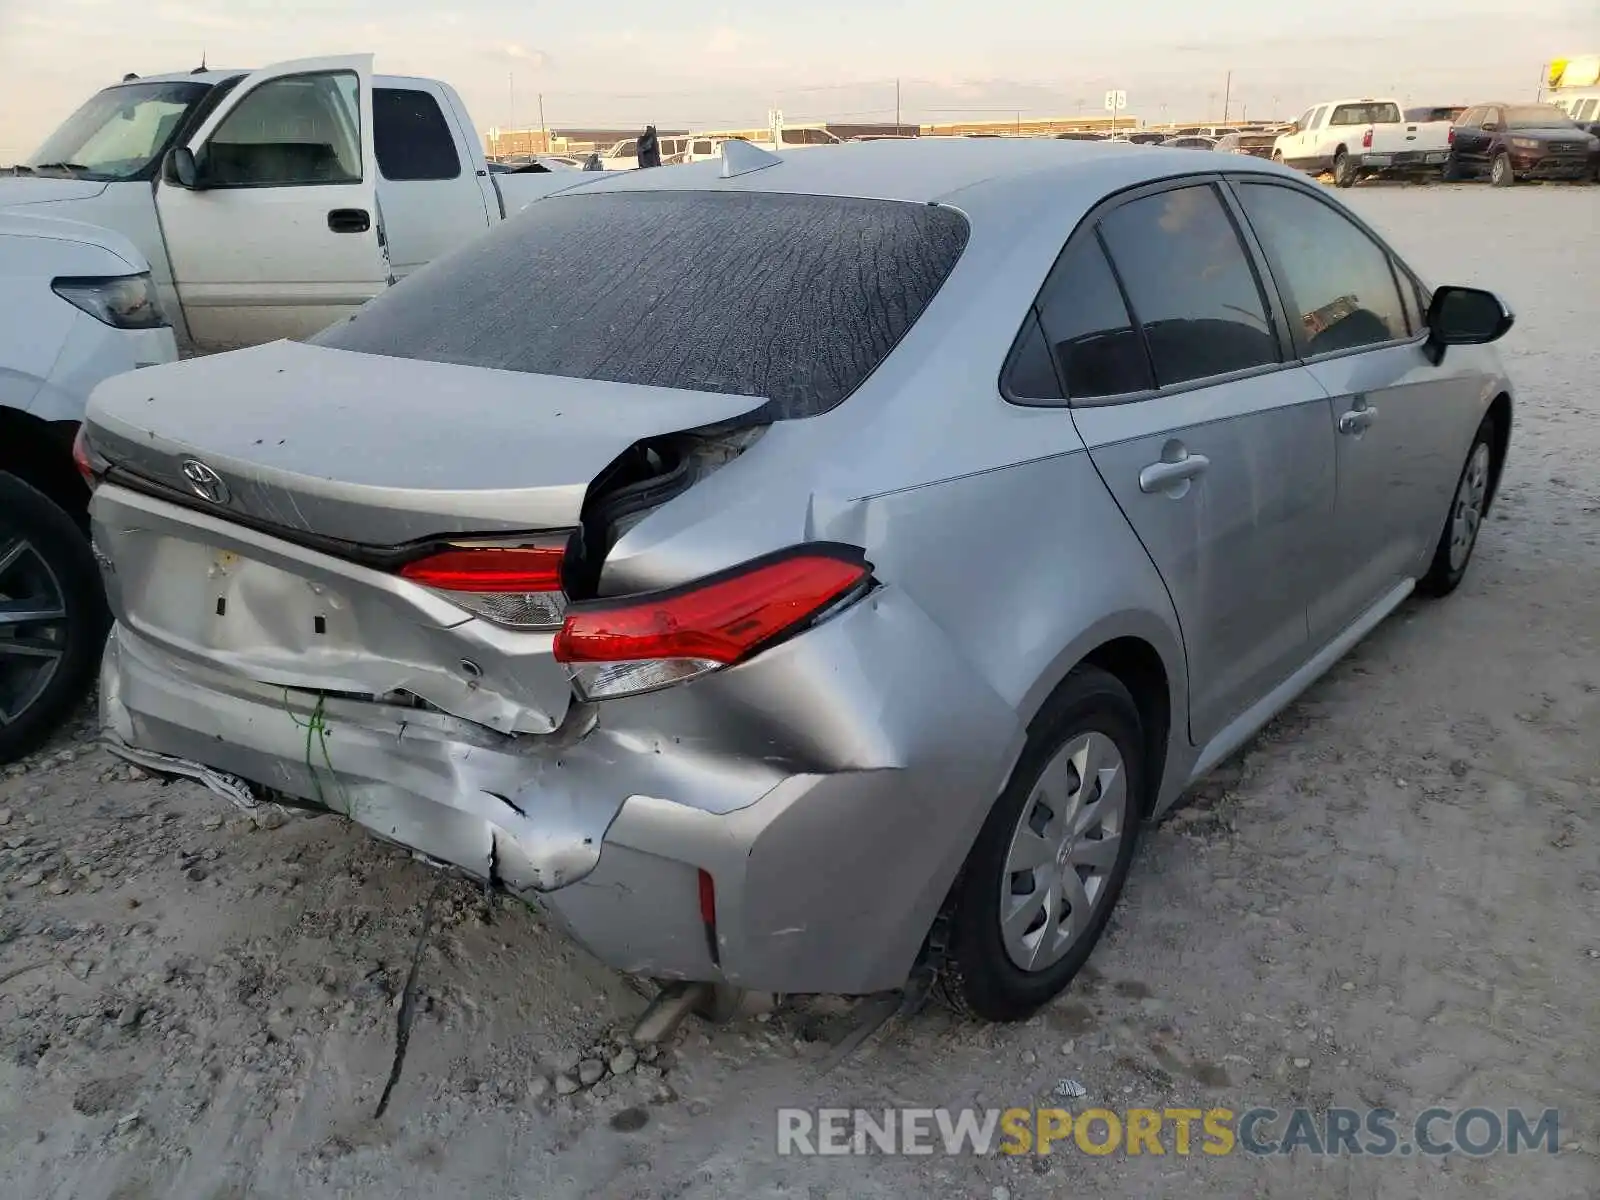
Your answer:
[180,459,231,505]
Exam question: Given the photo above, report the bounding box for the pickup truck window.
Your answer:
[1329,102,1402,126]
[25,80,211,181]
[1235,183,1408,355]
[204,71,362,187]
[311,191,970,419]
[374,87,461,181]
[1308,106,1329,128]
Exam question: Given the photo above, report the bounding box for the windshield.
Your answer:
[313,191,970,420]
[1505,106,1576,129]
[27,81,212,180]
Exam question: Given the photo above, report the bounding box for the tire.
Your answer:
[0,473,110,763]
[1418,417,1496,598]
[1333,150,1358,188]
[936,666,1146,1022]
[1490,152,1515,187]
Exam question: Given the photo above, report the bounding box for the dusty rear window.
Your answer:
[311,190,969,420]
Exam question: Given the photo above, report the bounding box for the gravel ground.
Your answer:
[0,184,1596,1200]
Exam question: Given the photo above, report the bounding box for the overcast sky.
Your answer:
[0,0,1590,161]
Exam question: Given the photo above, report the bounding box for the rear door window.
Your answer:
[1026,233,1152,401]
[1234,182,1409,355]
[1096,184,1279,387]
[374,87,461,181]
[313,191,969,419]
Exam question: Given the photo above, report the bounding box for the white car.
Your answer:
[0,212,177,760]
[1273,98,1455,186]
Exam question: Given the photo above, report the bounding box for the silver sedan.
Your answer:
[80,138,1513,1020]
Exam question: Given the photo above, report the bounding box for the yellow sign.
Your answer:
[1548,56,1600,88]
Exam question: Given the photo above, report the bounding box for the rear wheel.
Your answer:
[1490,152,1516,187]
[1418,418,1496,597]
[936,667,1145,1022]
[1333,150,1359,188]
[0,474,109,763]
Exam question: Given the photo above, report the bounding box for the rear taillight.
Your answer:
[1362,128,1374,149]
[553,546,871,701]
[1448,127,1456,145]
[72,425,103,491]
[397,543,568,628]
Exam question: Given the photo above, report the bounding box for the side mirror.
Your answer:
[1423,285,1513,364]
[166,146,201,189]
[1288,123,1300,134]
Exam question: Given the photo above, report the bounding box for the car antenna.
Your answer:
[192,49,207,74]
[720,139,783,179]
[123,72,140,81]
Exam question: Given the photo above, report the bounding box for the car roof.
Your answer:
[541,138,1290,233]
[109,69,440,88]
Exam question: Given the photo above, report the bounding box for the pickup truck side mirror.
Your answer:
[1286,123,1300,134]
[166,146,202,190]
[1423,285,1513,364]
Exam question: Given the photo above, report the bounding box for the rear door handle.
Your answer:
[1338,404,1379,435]
[328,208,371,233]
[1139,454,1210,494]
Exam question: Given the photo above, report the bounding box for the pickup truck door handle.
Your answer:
[1139,453,1210,494]
[327,208,371,234]
[1338,402,1379,435]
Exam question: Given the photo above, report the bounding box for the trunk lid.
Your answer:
[84,339,767,545]
[86,340,768,736]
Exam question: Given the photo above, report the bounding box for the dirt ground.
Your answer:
[1,185,1596,1200]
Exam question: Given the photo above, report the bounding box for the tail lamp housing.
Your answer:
[1361,128,1374,150]
[553,545,872,701]
[397,542,569,628]
[72,424,107,491]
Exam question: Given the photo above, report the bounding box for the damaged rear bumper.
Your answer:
[100,584,1022,996]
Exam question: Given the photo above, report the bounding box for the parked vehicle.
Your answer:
[1447,103,1600,185]
[1,56,601,354]
[1162,136,1217,149]
[1272,98,1454,186]
[1214,131,1279,158]
[0,213,177,760]
[83,140,1514,1019]
[488,157,579,174]
[599,135,693,170]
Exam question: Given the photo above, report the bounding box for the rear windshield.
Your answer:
[313,190,970,419]
[1330,102,1401,125]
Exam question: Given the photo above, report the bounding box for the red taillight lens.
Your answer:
[1362,128,1373,149]
[398,544,567,628]
[553,547,870,700]
[72,425,98,490]
[1448,127,1456,145]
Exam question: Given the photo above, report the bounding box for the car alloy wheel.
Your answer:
[1448,442,1492,573]
[0,537,68,732]
[1491,153,1514,187]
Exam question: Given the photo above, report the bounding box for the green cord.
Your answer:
[284,689,348,812]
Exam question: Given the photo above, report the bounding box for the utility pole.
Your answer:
[538,92,547,153]
[1222,70,1232,123]
[895,78,901,132]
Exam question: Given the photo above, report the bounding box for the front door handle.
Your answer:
[328,208,371,233]
[1338,403,1379,435]
[1139,453,1211,494]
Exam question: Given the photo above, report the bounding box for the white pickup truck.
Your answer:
[1,54,596,353]
[1272,98,1455,187]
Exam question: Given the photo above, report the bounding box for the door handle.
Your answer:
[327,208,371,233]
[1338,405,1379,435]
[1139,453,1210,494]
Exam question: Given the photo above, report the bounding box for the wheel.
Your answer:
[1490,152,1515,187]
[1333,150,1361,188]
[936,666,1146,1022]
[0,474,110,763]
[1418,418,1496,597]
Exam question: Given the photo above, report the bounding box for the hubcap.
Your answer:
[1448,443,1491,572]
[0,536,68,728]
[1000,731,1129,973]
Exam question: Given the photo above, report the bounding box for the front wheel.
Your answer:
[1418,418,1496,597]
[936,666,1146,1022]
[1490,152,1516,187]
[0,474,110,762]
[1333,150,1359,188]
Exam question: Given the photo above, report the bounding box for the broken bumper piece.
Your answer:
[98,585,1021,996]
